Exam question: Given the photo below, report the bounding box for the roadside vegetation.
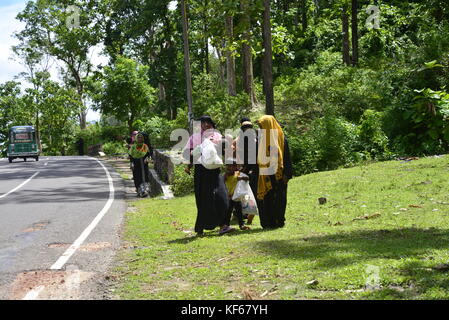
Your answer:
[113,155,449,300]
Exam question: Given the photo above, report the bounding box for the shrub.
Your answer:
[103,141,127,155]
[171,165,194,197]
[286,114,360,175]
[358,109,391,160]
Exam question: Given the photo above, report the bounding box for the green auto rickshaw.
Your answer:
[7,126,40,163]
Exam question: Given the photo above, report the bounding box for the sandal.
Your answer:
[219,226,235,235]
[240,225,251,230]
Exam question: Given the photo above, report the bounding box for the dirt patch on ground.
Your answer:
[8,269,95,300]
[22,221,50,233]
[79,242,112,252]
[47,242,112,252]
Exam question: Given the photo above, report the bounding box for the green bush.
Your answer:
[100,125,129,143]
[286,114,360,175]
[192,72,252,131]
[171,165,194,197]
[358,109,391,160]
[102,141,127,155]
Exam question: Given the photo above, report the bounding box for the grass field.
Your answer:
[113,155,449,300]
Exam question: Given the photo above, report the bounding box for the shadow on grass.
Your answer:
[167,227,275,244]
[254,227,449,298]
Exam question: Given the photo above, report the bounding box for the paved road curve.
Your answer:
[0,156,126,300]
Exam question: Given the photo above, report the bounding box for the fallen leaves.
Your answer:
[353,213,381,221]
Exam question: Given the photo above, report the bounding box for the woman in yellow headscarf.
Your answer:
[129,133,151,197]
[256,115,293,229]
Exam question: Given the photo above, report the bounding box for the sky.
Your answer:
[0,0,103,122]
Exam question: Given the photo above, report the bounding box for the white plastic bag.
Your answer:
[232,173,258,215]
[200,138,223,170]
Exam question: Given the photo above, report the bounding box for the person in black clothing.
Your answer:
[129,133,151,197]
[183,116,233,236]
[255,115,293,229]
[75,138,85,156]
[234,119,259,225]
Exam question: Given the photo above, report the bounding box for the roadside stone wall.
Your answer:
[153,149,175,184]
[87,144,103,157]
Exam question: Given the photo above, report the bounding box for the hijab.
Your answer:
[129,133,149,159]
[257,115,285,200]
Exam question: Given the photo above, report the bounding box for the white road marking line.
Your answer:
[22,158,115,300]
[23,286,45,300]
[0,172,39,200]
[44,162,48,166]
[50,158,115,270]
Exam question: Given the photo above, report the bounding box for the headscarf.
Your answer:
[129,133,149,159]
[131,131,139,143]
[257,115,285,200]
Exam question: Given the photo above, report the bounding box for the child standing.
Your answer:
[223,159,251,231]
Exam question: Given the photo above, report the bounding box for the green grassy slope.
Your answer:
[114,155,449,300]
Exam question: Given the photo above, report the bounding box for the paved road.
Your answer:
[0,156,126,300]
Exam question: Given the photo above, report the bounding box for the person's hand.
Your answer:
[283,175,290,184]
[185,166,191,175]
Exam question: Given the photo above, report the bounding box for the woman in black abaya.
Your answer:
[183,116,233,236]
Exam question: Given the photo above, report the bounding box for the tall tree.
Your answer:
[225,10,237,96]
[342,1,351,66]
[15,0,106,130]
[99,57,156,133]
[12,39,52,152]
[181,0,194,130]
[262,0,275,115]
[351,0,359,66]
[240,0,257,107]
[300,0,308,32]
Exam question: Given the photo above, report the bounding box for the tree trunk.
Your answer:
[342,2,351,66]
[262,0,274,115]
[128,114,134,134]
[241,0,256,107]
[351,0,359,66]
[301,0,308,32]
[204,0,210,74]
[225,15,237,96]
[216,45,226,86]
[180,0,194,131]
[164,13,177,120]
[35,111,42,153]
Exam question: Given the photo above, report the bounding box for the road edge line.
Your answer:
[0,171,39,200]
[50,157,115,270]
[22,157,115,300]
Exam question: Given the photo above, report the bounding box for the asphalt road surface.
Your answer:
[0,156,126,300]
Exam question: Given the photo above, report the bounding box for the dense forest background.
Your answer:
[1,0,448,176]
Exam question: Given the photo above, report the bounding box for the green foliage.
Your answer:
[100,125,129,143]
[171,165,195,197]
[398,88,449,155]
[99,56,157,131]
[102,141,128,155]
[139,116,174,149]
[358,110,391,160]
[286,114,360,175]
[192,73,251,131]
